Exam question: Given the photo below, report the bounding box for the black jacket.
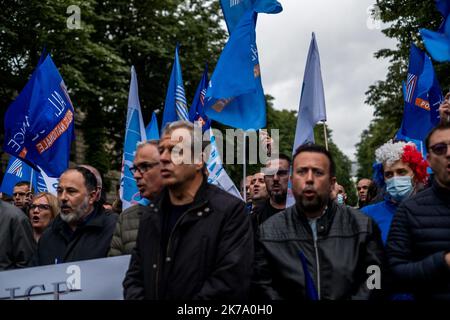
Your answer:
[34,204,118,266]
[386,179,450,300]
[0,200,36,270]
[123,179,254,300]
[252,201,385,300]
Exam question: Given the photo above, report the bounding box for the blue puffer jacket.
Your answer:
[386,179,450,300]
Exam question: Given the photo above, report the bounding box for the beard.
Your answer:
[295,191,329,213]
[60,197,89,224]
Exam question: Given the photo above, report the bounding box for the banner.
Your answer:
[0,255,130,300]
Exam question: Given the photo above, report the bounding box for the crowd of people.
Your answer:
[0,95,449,300]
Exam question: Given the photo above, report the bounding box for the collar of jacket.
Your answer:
[294,199,337,237]
[432,177,450,204]
[152,175,212,218]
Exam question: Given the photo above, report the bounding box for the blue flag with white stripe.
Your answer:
[204,10,266,130]
[120,66,149,210]
[0,156,53,196]
[398,44,443,141]
[189,65,211,132]
[161,45,189,130]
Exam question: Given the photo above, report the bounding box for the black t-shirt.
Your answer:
[160,201,192,256]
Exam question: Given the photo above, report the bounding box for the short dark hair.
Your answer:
[425,122,450,152]
[14,181,34,193]
[277,153,291,167]
[68,166,98,193]
[292,143,336,177]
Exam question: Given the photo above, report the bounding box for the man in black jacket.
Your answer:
[386,122,450,299]
[34,166,117,265]
[252,143,385,300]
[123,120,253,300]
[251,154,290,229]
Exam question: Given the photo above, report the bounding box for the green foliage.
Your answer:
[0,0,226,191]
[356,0,450,180]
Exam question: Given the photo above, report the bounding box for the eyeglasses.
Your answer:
[429,142,450,156]
[263,169,290,178]
[129,162,160,174]
[30,204,50,211]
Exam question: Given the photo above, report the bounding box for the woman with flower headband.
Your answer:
[361,140,429,245]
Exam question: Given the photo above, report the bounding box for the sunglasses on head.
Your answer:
[429,142,450,156]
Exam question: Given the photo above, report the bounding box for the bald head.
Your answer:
[79,164,102,201]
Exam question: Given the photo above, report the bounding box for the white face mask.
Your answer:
[385,176,414,202]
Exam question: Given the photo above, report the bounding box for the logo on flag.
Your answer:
[405,73,417,104]
[7,158,24,178]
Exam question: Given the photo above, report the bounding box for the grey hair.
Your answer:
[161,120,210,164]
[136,139,159,151]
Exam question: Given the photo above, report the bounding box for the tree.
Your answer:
[0,0,226,192]
[356,0,450,180]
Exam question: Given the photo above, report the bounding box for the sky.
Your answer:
[256,0,396,161]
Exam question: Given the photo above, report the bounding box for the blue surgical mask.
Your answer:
[386,176,414,202]
[336,194,345,205]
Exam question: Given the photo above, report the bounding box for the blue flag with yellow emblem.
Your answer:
[161,45,189,131]
[204,10,266,130]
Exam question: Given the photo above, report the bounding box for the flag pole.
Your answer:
[30,169,34,194]
[322,122,329,151]
[243,130,247,203]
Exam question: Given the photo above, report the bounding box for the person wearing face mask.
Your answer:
[361,140,428,245]
[330,183,347,205]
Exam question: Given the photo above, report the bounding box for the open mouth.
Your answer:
[32,216,40,223]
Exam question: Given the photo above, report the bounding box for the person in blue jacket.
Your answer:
[361,140,429,245]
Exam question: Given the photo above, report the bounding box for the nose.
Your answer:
[305,170,314,183]
[160,148,171,164]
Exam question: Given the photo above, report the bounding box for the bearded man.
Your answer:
[34,166,117,265]
[252,144,385,300]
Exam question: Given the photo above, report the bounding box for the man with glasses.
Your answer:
[252,154,291,228]
[109,141,163,256]
[12,181,33,214]
[387,123,450,299]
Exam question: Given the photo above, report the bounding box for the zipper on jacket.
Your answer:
[313,237,321,300]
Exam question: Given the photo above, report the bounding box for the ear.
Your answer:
[88,190,97,205]
[330,177,337,190]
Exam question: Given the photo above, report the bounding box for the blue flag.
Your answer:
[420,0,450,61]
[189,65,211,132]
[285,33,327,208]
[161,45,189,131]
[120,66,149,210]
[293,32,327,147]
[398,44,443,141]
[145,112,160,140]
[298,251,319,300]
[220,0,282,34]
[0,156,51,196]
[3,55,75,178]
[204,10,266,130]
